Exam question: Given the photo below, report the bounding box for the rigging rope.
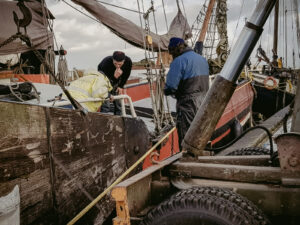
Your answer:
[176,0,181,11]
[96,0,142,14]
[161,0,169,31]
[190,0,208,46]
[43,0,70,84]
[135,0,174,132]
[57,48,69,85]
[62,0,100,23]
[180,0,187,19]
[151,0,174,126]
[230,0,245,49]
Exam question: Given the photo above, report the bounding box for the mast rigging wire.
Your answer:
[161,0,169,31]
[96,0,143,14]
[230,0,245,49]
[180,0,187,19]
[61,0,100,23]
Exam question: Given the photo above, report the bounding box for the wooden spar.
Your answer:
[198,0,216,42]
[272,0,279,61]
[194,0,216,55]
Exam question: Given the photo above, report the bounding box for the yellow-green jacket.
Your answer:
[68,71,112,112]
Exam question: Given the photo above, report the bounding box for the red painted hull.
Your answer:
[0,72,50,84]
[123,80,254,169]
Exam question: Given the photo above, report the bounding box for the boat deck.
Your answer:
[218,106,291,156]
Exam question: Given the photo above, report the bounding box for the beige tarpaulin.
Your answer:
[67,71,112,112]
[71,0,192,51]
[0,1,54,55]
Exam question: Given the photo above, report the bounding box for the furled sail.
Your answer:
[0,1,54,55]
[71,0,192,51]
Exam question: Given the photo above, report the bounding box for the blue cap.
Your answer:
[168,37,184,48]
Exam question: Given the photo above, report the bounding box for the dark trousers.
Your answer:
[176,94,204,150]
[101,90,122,115]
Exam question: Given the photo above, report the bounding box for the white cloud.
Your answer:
[46,0,300,70]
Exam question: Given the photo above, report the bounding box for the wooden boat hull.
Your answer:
[123,80,254,149]
[0,101,150,224]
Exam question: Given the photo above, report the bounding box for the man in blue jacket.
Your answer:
[164,37,209,150]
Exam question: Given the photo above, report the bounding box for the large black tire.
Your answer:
[141,187,270,225]
[227,147,270,156]
[172,187,270,225]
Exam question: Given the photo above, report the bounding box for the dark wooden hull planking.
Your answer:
[0,101,150,224]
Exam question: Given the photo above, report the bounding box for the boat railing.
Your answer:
[41,94,137,118]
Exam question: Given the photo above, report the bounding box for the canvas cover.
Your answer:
[71,0,192,51]
[0,1,54,55]
[67,71,112,112]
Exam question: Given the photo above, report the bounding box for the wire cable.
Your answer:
[230,0,245,49]
[161,0,169,31]
[205,125,274,157]
[62,0,100,23]
[96,0,142,14]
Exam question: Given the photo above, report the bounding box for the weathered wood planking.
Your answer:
[0,102,52,224]
[0,101,150,224]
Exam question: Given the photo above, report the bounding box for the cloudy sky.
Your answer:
[46,0,300,70]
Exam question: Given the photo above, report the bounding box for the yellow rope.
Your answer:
[67,126,177,225]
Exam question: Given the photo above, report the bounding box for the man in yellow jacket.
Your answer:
[67,71,112,112]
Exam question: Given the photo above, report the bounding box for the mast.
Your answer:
[272,0,279,64]
[194,0,216,55]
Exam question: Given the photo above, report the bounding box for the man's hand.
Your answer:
[114,68,123,79]
[117,87,123,94]
[109,95,114,102]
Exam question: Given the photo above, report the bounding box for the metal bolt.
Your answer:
[288,157,298,167]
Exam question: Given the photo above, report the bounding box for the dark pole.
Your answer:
[183,0,277,157]
[272,0,279,64]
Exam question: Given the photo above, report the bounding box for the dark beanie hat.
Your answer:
[113,51,125,62]
[168,37,184,48]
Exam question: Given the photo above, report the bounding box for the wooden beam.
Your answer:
[111,153,182,223]
[198,0,216,42]
[169,162,282,183]
[182,155,271,166]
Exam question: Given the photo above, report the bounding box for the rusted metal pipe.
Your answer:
[183,0,277,156]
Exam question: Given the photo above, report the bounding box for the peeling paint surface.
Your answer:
[28,150,43,163]
[115,125,122,133]
[26,142,41,150]
[61,141,74,155]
